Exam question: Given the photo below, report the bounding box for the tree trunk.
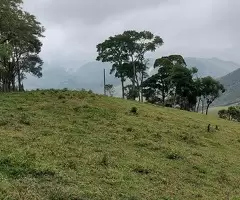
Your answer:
[136,76,141,102]
[121,77,125,99]
[206,104,210,115]
[140,88,143,102]
[12,76,15,91]
[196,98,201,112]
[17,67,21,91]
[162,92,165,105]
[140,70,144,102]
[131,57,136,100]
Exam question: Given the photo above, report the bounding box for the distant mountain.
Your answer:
[212,68,240,106]
[24,57,240,96]
[24,61,120,94]
[148,57,239,78]
[185,57,240,78]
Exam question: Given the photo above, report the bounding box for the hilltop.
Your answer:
[0,90,240,199]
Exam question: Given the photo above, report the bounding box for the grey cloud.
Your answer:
[23,0,240,66]
[24,0,166,25]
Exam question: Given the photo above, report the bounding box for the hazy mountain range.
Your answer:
[24,57,240,104]
[213,68,240,106]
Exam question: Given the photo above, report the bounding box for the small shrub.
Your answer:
[130,107,138,114]
[82,104,90,109]
[133,167,150,175]
[156,116,163,121]
[63,159,77,170]
[17,107,24,111]
[19,113,31,126]
[100,154,109,167]
[62,100,66,103]
[88,90,93,94]
[58,94,66,100]
[166,151,182,160]
[73,106,82,112]
[126,127,133,132]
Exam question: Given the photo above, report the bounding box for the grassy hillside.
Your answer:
[0,90,240,200]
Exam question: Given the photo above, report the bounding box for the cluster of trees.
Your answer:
[218,106,240,121]
[97,30,225,114]
[142,55,225,114]
[0,0,44,92]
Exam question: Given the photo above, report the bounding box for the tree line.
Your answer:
[96,30,225,114]
[0,0,44,92]
[218,106,240,121]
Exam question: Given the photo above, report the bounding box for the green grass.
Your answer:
[0,89,240,199]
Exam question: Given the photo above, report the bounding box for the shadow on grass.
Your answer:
[0,157,55,179]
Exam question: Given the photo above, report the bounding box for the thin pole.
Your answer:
[103,68,106,95]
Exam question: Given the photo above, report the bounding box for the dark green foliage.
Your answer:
[126,127,133,132]
[142,55,198,110]
[100,154,109,167]
[142,55,225,113]
[58,94,66,100]
[130,106,137,114]
[0,0,45,92]
[133,167,150,175]
[218,109,229,119]
[218,106,240,122]
[166,151,183,160]
[97,30,163,100]
[201,76,225,115]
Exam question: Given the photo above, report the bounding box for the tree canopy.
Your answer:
[0,0,45,92]
[96,30,163,100]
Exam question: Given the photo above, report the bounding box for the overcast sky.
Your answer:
[23,0,240,67]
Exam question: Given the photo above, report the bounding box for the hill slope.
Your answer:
[0,90,240,199]
[213,68,240,106]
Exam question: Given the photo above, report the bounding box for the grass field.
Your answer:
[0,90,240,200]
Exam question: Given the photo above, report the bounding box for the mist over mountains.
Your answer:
[24,57,240,101]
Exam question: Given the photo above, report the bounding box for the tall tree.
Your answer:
[97,30,163,100]
[96,35,128,98]
[121,30,163,98]
[0,0,45,92]
[143,55,188,105]
[201,76,225,115]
